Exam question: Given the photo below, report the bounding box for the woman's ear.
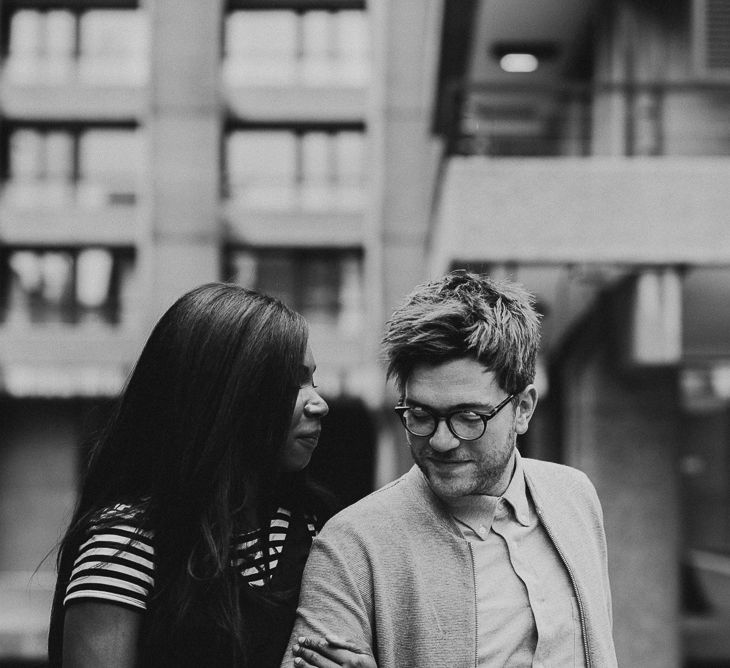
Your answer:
[514,384,538,435]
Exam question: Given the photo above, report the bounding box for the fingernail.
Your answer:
[298,636,306,644]
[294,659,302,666]
[293,644,300,653]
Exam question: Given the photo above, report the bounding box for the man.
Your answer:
[284,271,617,668]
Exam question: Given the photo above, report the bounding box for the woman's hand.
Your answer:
[292,633,377,668]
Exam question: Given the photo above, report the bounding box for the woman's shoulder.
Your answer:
[65,501,156,612]
[88,501,151,530]
[82,502,155,551]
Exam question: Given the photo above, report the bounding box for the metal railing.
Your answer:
[442,80,730,158]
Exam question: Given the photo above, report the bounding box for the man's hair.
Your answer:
[383,271,542,394]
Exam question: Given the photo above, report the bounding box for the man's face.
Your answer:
[403,357,537,501]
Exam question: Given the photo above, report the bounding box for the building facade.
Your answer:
[1,1,729,666]
[0,0,380,658]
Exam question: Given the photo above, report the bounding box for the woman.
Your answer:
[48,283,371,667]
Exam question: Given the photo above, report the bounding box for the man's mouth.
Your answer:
[428,457,470,465]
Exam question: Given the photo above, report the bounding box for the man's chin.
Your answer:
[420,460,509,499]
[421,463,475,500]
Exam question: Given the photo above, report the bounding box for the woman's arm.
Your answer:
[62,602,142,668]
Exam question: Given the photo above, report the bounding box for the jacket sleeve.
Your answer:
[585,474,613,629]
[279,520,374,667]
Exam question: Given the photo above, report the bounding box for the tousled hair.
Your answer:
[383,271,542,395]
[48,283,325,666]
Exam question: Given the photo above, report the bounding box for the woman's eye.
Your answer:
[300,375,317,388]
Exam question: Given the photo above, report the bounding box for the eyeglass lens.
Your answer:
[402,409,485,440]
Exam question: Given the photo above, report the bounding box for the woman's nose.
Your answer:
[304,389,329,417]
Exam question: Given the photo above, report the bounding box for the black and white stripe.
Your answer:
[232,507,315,587]
[64,505,317,608]
[65,518,155,610]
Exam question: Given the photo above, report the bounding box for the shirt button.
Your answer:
[478,525,488,536]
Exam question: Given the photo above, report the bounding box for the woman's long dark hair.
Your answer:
[48,283,325,666]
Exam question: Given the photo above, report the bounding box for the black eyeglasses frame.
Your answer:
[394,393,516,441]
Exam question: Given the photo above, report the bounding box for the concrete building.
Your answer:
[0,0,729,666]
[424,1,730,666]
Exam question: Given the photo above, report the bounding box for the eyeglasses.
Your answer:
[394,394,515,441]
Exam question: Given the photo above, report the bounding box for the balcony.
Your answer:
[0,245,143,396]
[430,80,730,366]
[431,156,730,270]
[0,199,141,246]
[432,80,730,270]
[0,78,145,122]
[223,206,364,247]
[223,84,367,124]
[443,80,730,158]
[1,5,148,121]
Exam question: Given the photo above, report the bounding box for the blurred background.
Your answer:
[0,0,729,665]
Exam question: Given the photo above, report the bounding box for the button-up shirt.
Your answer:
[446,451,586,667]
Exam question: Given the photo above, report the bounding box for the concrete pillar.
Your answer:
[367,0,446,482]
[368,0,444,319]
[558,285,681,667]
[145,0,223,321]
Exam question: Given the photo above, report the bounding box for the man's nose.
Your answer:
[429,419,460,452]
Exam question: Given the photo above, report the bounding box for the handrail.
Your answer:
[440,79,730,158]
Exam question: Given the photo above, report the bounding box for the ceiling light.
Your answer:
[499,53,539,73]
[491,42,559,73]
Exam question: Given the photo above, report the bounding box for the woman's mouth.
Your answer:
[297,431,321,448]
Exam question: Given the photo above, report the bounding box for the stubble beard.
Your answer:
[413,423,518,499]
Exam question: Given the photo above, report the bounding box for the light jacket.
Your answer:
[282,457,617,668]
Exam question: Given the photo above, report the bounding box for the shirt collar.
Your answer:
[502,450,531,527]
[445,449,532,535]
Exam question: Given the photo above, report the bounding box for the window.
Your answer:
[78,128,144,207]
[693,0,730,77]
[3,8,148,85]
[2,126,143,208]
[0,247,135,325]
[225,128,365,210]
[228,248,363,331]
[223,9,369,87]
[78,10,149,85]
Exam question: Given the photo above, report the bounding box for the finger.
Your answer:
[292,642,338,668]
[322,633,364,653]
[292,658,316,668]
[297,636,330,654]
[298,644,375,668]
[293,656,329,668]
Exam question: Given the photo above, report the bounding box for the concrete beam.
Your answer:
[433,156,730,269]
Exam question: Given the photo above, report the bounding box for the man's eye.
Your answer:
[455,411,482,422]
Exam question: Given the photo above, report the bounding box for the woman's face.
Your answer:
[280,346,329,472]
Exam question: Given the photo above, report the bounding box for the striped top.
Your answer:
[64,504,317,611]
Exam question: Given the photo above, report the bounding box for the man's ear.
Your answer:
[514,384,538,435]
